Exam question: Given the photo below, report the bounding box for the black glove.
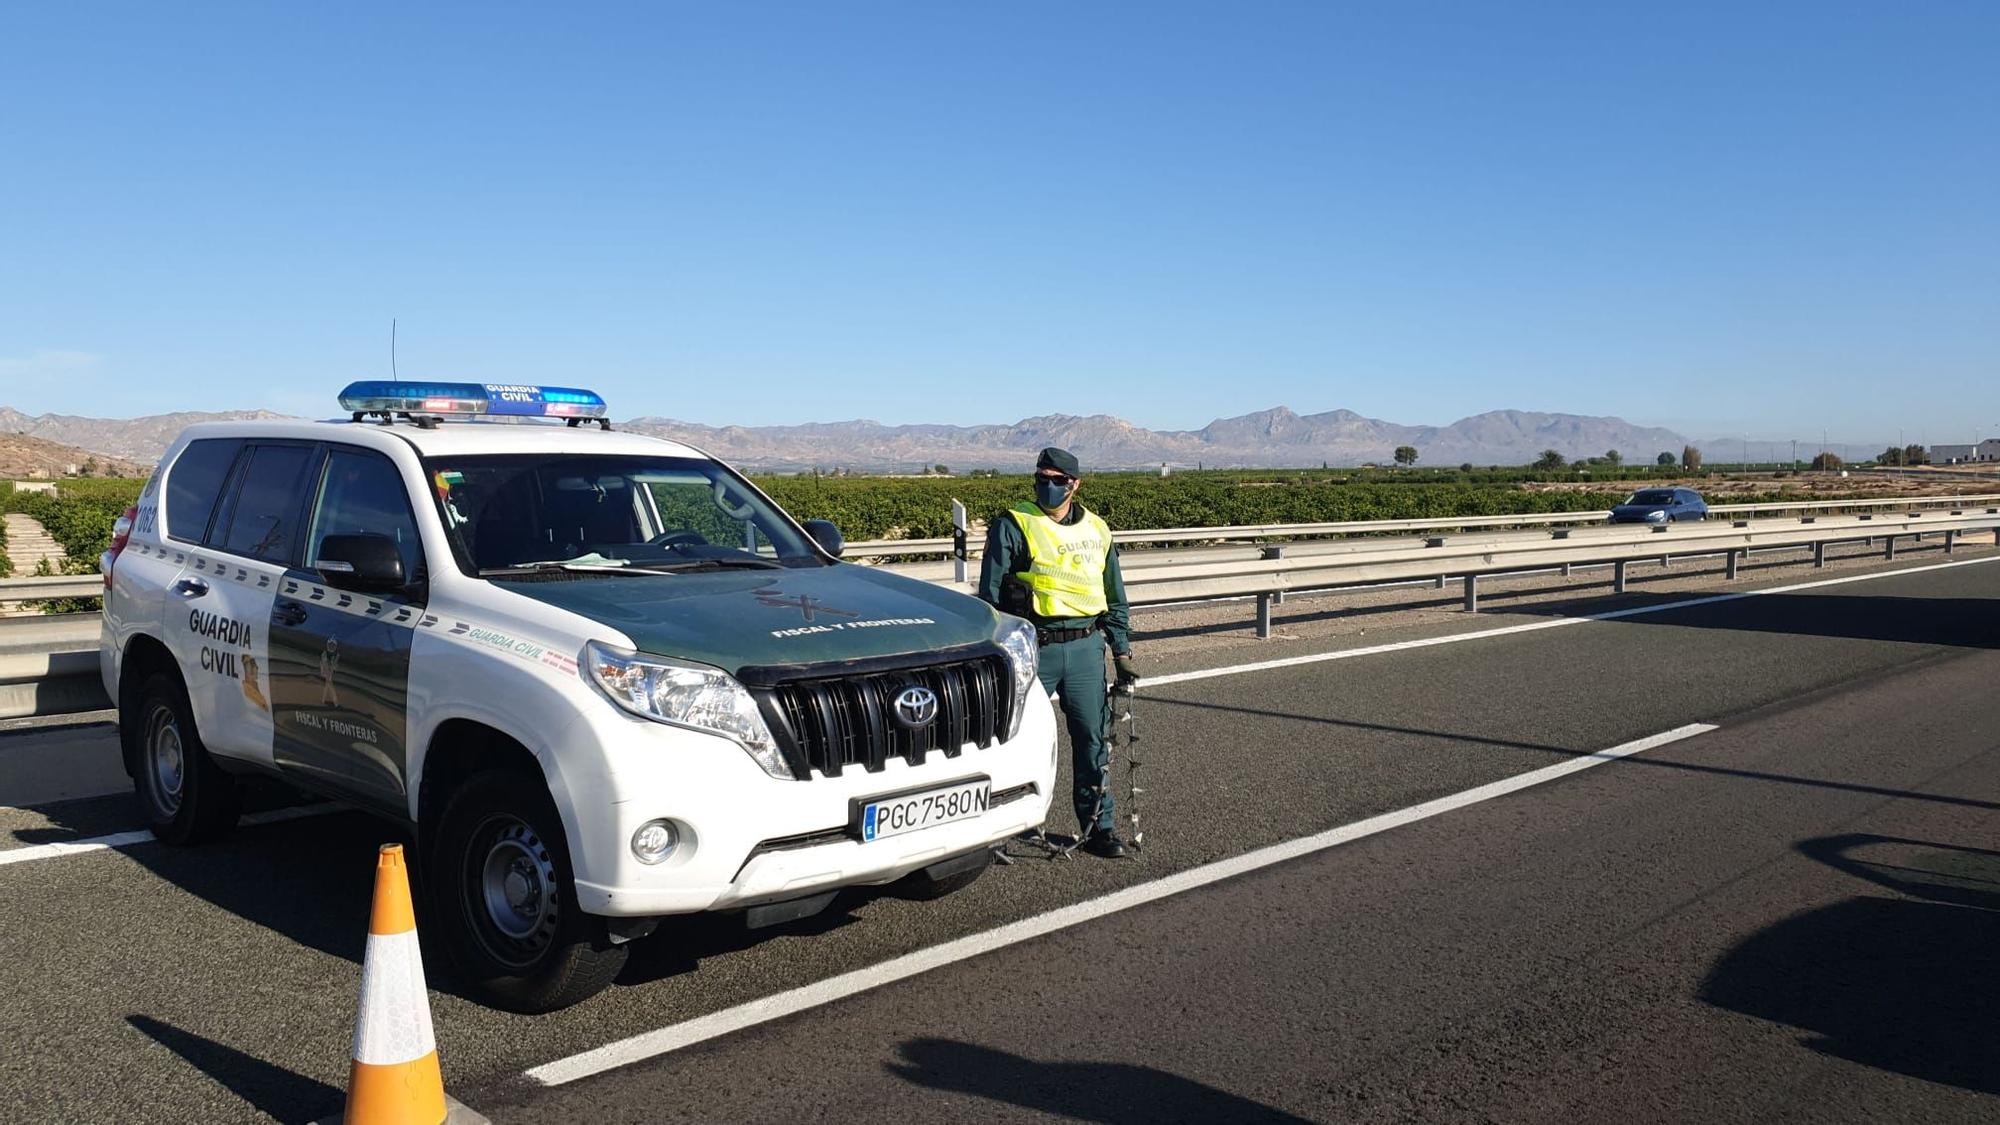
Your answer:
[1112,653,1140,695]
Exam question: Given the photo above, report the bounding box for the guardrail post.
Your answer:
[1262,545,1284,604]
[1463,574,1478,612]
[1945,529,1957,555]
[1561,562,1572,576]
[1814,541,1827,568]
[1726,550,1739,580]
[1884,535,1896,560]
[1614,560,1628,593]
[1255,592,1273,639]
[1435,574,1447,589]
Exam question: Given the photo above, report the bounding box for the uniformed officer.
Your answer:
[976,446,1138,857]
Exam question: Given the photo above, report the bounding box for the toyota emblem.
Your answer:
[892,685,939,729]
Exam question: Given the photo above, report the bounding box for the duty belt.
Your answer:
[1036,624,1099,646]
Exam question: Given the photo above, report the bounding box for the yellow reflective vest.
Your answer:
[1005,502,1112,618]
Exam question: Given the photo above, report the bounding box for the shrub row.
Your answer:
[1,488,130,562]
[752,474,1638,540]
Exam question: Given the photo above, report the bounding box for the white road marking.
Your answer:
[0,554,1983,867]
[526,722,1718,1086]
[1146,554,2000,688]
[0,804,341,868]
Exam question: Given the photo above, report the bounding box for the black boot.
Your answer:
[1080,829,1128,859]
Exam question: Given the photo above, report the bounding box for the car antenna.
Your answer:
[391,317,399,382]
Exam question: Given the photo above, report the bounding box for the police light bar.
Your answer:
[337,381,609,419]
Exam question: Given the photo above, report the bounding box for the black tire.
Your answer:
[892,849,993,901]
[427,770,627,1013]
[131,672,241,845]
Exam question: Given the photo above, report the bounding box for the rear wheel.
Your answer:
[132,672,241,844]
[428,770,627,1012]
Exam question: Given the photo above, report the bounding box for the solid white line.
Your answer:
[1146,554,2000,688]
[525,721,1718,1087]
[0,803,341,868]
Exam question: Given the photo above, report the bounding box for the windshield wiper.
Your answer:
[626,557,785,573]
[477,561,654,577]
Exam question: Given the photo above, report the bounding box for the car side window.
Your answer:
[213,443,321,564]
[164,438,244,543]
[308,447,425,586]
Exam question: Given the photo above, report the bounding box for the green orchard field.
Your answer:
[0,464,1898,576]
[756,471,1644,540]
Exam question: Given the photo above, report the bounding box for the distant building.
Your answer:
[1929,439,2000,464]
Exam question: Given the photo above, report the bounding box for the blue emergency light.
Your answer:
[337,381,609,420]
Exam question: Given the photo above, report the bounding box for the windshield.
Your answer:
[1627,490,1678,505]
[424,454,825,575]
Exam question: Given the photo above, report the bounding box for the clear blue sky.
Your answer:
[2,2,1994,444]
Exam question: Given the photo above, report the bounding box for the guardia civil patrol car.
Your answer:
[100,382,1055,1011]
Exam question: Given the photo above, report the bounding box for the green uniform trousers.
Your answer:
[1037,630,1114,835]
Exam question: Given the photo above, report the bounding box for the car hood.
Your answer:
[491,563,1005,675]
[1612,504,1670,516]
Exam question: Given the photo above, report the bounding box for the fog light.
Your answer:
[631,819,680,865]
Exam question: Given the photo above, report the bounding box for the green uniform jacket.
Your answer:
[976,504,1132,656]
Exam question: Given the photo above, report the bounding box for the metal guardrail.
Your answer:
[841,493,2000,559]
[5,499,1998,721]
[0,574,103,604]
[0,613,105,720]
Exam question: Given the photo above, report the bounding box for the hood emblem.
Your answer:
[756,590,859,623]
[891,685,939,729]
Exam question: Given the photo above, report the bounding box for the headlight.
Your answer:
[1645,509,1668,521]
[584,641,794,779]
[998,618,1040,740]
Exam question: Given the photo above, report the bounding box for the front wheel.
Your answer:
[131,672,241,844]
[427,770,627,1012]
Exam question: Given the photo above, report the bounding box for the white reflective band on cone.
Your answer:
[351,930,438,1066]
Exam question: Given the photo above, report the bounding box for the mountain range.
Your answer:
[621,406,1695,470]
[0,402,1881,472]
[0,407,292,464]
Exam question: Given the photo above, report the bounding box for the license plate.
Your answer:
[856,778,992,842]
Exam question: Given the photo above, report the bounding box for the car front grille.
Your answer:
[741,647,1014,779]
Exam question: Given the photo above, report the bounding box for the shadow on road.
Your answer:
[886,1037,1314,1124]
[127,1014,343,1122]
[1700,834,2000,1095]
[1507,589,2000,650]
[38,794,889,1002]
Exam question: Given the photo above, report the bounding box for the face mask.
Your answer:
[1034,477,1070,509]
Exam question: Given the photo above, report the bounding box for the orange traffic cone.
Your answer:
[324,844,487,1125]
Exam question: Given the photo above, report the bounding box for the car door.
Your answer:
[160,439,319,769]
[267,445,425,812]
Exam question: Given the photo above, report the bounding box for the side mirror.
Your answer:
[803,519,844,559]
[316,533,407,592]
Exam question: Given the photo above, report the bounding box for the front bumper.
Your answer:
[555,696,1058,917]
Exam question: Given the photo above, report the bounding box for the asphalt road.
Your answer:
[0,549,1995,1122]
